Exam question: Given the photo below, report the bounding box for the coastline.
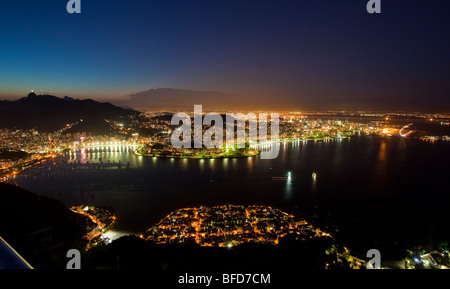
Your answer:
[131,136,354,159]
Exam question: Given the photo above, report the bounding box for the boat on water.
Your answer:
[272,172,292,181]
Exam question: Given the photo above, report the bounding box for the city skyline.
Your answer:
[1,0,450,112]
[3,0,450,277]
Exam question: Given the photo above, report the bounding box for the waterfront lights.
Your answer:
[171,105,280,159]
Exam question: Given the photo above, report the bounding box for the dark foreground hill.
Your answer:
[0,183,92,268]
[0,93,138,133]
[82,234,333,273]
[0,183,335,271]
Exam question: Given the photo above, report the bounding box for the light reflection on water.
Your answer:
[8,136,450,249]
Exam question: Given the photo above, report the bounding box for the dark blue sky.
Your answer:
[1,0,449,111]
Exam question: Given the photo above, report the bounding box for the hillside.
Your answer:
[0,183,93,268]
[0,93,139,133]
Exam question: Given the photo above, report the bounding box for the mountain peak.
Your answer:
[24,93,60,102]
[27,92,37,99]
[0,93,139,133]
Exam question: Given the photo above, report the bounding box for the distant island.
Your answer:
[134,144,260,159]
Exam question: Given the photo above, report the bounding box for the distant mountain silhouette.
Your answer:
[0,93,139,133]
[125,88,237,111]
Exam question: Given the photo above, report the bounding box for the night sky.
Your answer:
[1,0,449,111]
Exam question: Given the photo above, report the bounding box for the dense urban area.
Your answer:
[143,204,331,247]
[2,110,449,181]
[1,110,450,269]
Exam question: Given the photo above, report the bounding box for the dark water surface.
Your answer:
[10,136,450,255]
